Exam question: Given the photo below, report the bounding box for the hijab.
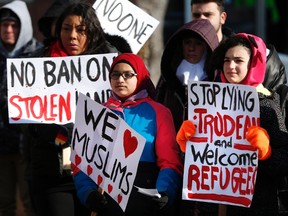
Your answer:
[109,53,156,99]
[220,33,267,87]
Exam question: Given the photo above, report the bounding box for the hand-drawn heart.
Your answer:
[108,184,113,193]
[123,129,138,158]
[75,154,82,166]
[97,175,103,186]
[87,165,93,176]
[117,194,122,204]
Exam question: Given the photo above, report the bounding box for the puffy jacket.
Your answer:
[73,93,183,215]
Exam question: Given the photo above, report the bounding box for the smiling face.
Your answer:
[110,63,138,99]
[223,45,251,84]
[60,15,87,56]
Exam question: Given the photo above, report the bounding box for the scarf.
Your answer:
[49,41,68,57]
[176,49,207,86]
[105,90,149,113]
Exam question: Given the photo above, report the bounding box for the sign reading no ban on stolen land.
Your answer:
[93,0,160,54]
[183,81,260,208]
[71,93,146,212]
[7,53,117,124]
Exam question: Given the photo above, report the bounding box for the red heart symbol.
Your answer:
[117,194,122,203]
[123,129,138,158]
[108,184,113,193]
[97,175,103,186]
[75,154,82,166]
[87,165,93,176]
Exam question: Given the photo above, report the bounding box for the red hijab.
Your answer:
[49,41,69,57]
[109,53,156,99]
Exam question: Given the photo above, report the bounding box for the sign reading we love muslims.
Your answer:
[70,93,146,211]
[183,81,260,208]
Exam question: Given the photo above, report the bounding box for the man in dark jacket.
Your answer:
[0,1,43,215]
[191,0,287,91]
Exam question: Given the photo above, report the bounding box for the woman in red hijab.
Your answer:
[73,53,183,216]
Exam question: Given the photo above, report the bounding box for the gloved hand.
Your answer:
[85,190,107,212]
[176,120,196,152]
[246,126,271,160]
[152,192,169,210]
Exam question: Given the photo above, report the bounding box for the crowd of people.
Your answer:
[0,0,288,216]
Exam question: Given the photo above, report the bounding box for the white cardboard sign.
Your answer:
[183,81,260,208]
[93,0,159,54]
[71,93,146,211]
[7,53,117,124]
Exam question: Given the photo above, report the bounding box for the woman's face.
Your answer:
[223,45,251,84]
[182,37,206,64]
[110,63,138,98]
[60,15,87,56]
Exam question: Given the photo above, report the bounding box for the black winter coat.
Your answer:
[226,92,288,216]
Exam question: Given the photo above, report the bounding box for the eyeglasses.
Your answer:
[110,72,137,80]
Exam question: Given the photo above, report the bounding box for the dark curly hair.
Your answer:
[54,2,111,54]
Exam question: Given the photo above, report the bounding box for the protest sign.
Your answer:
[7,53,117,124]
[183,81,260,208]
[93,0,159,54]
[71,93,146,212]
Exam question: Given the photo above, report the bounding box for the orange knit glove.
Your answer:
[176,120,196,152]
[246,126,271,160]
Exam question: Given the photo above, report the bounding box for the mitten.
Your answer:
[246,126,271,160]
[152,192,169,210]
[85,190,107,212]
[176,120,196,152]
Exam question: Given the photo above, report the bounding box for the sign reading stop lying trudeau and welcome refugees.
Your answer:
[71,93,146,212]
[93,0,159,54]
[7,53,117,124]
[183,81,260,208]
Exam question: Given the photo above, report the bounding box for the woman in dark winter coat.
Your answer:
[155,19,219,132]
[26,3,130,216]
[178,33,288,216]
[217,33,288,216]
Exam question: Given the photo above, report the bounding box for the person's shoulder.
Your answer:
[26,44,49,58]
[21,38,44,57]
[147,98,172,114]
[104,34,132,53]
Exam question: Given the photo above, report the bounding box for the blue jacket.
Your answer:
[73,93,183,213]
